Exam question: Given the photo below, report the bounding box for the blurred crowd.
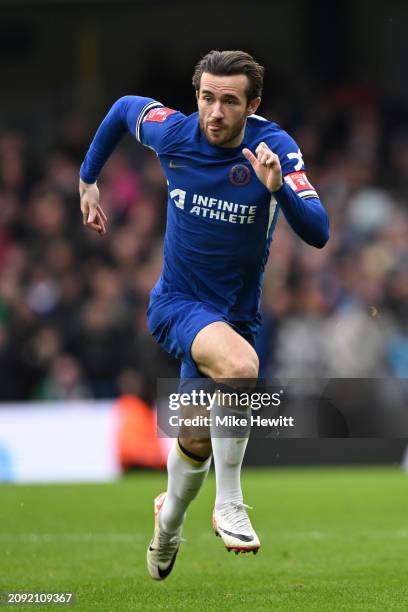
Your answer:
[0,87,407,402]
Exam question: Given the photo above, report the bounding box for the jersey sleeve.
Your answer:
[274,131,319,199]
[139,105,183,152]
[267,129,329,248]
[80,95,163,183]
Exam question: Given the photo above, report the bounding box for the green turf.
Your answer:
[1,467,407,611]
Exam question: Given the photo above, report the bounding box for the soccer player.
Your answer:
[79,50,329,580]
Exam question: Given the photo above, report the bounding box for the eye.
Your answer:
[226,99,238,105]
[203,96,212,103]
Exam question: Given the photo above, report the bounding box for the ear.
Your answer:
[195,90,199,102]
[247,97,261,116]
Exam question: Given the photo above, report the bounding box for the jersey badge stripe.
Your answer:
[284,171,318,199]
[266,195,278,236]
[135,101,163,142]
[144,107,177,123]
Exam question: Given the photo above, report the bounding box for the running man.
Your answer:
[79,50,329,580]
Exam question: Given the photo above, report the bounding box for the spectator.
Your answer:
[0,88,407,400]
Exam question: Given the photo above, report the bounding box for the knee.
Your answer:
[218,353,259,382]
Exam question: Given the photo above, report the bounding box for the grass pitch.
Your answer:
[1,467,407,611]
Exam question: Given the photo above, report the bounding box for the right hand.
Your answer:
[79,179,108,235]
[242,142,283,193]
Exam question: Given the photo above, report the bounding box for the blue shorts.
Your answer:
[147,288,258,379]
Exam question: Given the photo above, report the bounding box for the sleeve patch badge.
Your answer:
[144,107,177,123]
[284,171,318,198]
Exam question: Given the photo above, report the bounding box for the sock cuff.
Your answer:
[176,438,211,467]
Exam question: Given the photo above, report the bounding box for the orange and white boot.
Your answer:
[147,492,183,580]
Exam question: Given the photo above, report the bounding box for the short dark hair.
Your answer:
[192,50,264,102]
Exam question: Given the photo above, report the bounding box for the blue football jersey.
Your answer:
[80,95,328,327]
[135,98,317,321]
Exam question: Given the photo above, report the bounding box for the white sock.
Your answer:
[159,440,211,533]
[211,436,248,507]
[211,404,250,508]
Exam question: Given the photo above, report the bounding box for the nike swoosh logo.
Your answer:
[218,527,254,542]
[158,547,179,579]
[169,161,188,169]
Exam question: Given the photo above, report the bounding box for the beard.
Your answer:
[199,115,247,147]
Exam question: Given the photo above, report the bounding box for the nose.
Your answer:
[210,102,224,119]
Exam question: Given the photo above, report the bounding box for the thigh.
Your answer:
[148,291,226,362]
[191,321,259,381]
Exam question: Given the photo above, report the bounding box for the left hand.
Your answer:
[242,142,283,192]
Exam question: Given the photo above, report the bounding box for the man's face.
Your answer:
[196,72,260,148]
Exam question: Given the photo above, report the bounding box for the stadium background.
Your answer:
[0,0,407,469]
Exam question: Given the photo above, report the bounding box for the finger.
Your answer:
[97,205,108,223]
[263,153,276,164]
[86,220,106,236]
[98,218,106,234]
[87,205,97,224]
[86,222,103,233]
[265,156,277,166]
[95,212,106,235]
[242,147,257,166]
[261,150,278,164]
[255,141,272,156]
[257,151,273,165]
[87,212,106,233]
